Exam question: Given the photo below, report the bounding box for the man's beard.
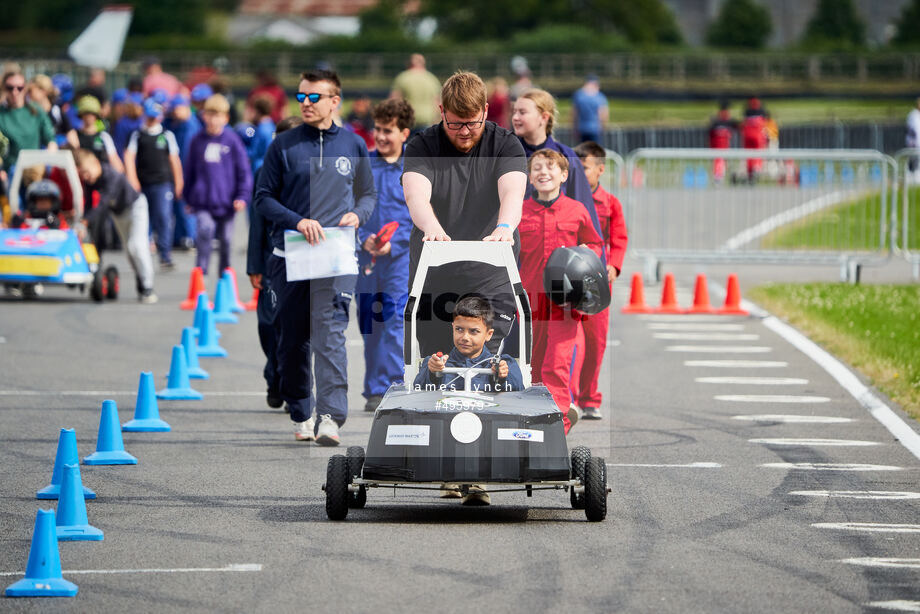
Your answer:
[446,129,483,153]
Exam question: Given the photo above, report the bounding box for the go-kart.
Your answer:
[323,242,610,521]
[0,150,118,301]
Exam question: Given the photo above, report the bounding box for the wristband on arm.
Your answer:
[496,223,511,229]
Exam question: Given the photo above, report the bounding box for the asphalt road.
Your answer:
[1,233,919,613]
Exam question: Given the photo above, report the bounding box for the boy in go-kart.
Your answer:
[413,295,523,506]
[413,296,524,393]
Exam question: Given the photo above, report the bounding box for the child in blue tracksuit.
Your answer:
[356,99,415,412]
[414,296,524,393]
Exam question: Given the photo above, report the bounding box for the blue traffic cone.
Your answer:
[181,327,209,380]
[212,276,239,324]
[123,372,171,432]
[56,464,103,541]
[37,428,96,500]
[83,400,137,465]
[223,268,246,313]
[197,309,227,357]
[4,509,78,597]
[158,345,203,400]
[193,293,220,339]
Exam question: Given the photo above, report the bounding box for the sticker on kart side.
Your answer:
[497,428,545,443]
[385,424,430,446]
[437,397,498,411]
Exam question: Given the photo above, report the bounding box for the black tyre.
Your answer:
[584,456,608,522]
[346,446,367,509]
[90,269,104,302]
[104,266,119,300]
[325,455,350,520]
[570,445,591,510]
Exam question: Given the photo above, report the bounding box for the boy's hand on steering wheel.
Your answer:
[493,360,509,380]
[428,352,446,373]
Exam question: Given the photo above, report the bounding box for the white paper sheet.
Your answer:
[283,228,358,281]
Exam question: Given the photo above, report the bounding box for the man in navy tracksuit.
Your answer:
[255,70,376,445]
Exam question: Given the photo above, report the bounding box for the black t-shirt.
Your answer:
[403,121,526,286]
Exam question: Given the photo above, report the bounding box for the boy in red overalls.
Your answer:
[518,149,603,434]
[572,141,628,420]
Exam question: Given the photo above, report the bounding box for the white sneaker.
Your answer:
[293,417,315,441]
[315,414,340,446]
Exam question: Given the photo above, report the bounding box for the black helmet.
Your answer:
[25,179,63,228]
[542,246,611,315]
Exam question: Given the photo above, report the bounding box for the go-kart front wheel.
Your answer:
[90,269,105,302]
[570,445,591,510]
[325,454,350,520]
[104,266,119,300]
[584,456,608,522]
[346,446,366,509]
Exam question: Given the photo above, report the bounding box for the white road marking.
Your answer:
[653,332,760,341]
[749,438,880,447]
[842,558,920,570]
[733,415,853,424]
[815,522,920,533]
[761,315,920,462]
[788,490,920,500]
[0,390,265,397]
[864,601,920,612]
[648,323,746,331]
[685,360,788,368]
[716,394,830,403]
[697,376,808,385]
[762,463,902,471]
[0,563,262,576]
[722,190,853,250]
[666,345,772,353]
[606,462,722,468]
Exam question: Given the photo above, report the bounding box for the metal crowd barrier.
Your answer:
[623,148,897,282]
[893,148,920,279]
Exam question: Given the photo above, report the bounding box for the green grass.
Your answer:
[762,186,920,251]
[749,283,920,420]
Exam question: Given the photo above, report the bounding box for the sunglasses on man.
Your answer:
[5,84,24,92]
[295,92,334,104]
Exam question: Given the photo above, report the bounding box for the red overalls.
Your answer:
[519,194,603,433]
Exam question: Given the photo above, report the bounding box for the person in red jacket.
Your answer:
[572,141,628,420]
[519,148,603,434]
[708,100,738,183]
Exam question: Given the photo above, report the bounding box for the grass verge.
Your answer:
[749,283,920,421]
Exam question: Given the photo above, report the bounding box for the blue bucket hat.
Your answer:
[51,73,73,103]
[143,98,164,119]
[190,83,213,103]
[111,88,128,104]
[129,91,144,105]
[150,88,169,105]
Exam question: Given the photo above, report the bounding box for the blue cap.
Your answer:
[150,88,169,105]
[52,73,73,103]
[170,94,190,108]
[112,88,128,104]
[129,91,144,105]
[190,83,213,103]
[143,98,163,119]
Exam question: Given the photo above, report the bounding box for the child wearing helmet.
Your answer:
[11,179,67,229]
[518,148,603,434]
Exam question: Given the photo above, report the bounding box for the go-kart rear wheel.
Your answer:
[90,269,105,302]
[104,266,119,300]
[346,446,366,509]
[584,456,608,522]
[570,445,591,510]
[325,454,350,520]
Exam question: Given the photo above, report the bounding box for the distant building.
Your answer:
[228,0,379,45]
[664,0,910,48]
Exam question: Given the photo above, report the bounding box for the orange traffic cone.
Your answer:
[718,274,749,315]
[180,267,206,310]
[655,273,684,314]
[687,274,716,314]
[621,273,652,314]
[244,287,259,311]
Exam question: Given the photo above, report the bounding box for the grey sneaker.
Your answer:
[461,485,491,506]
[581,406,603,420]
[315,414,340,446]
[139,288,158,304]
[567,403,580,429]
[293,417,316,441]
[364,395,383,412]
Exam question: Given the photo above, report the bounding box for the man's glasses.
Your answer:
[443,112,485,131]
[296,92,333,104]
[5,84,24,92]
